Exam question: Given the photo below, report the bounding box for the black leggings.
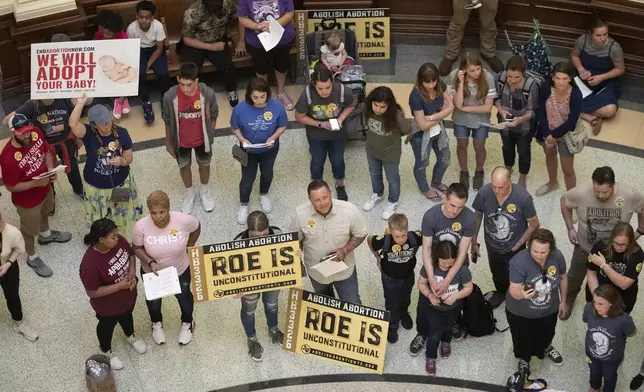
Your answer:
[96,310,135,352]
[0,262,22,321]
[180,44,237,92]
[506,310,557,362]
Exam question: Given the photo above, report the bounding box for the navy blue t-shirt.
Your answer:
[408,82,447,116]
[230,98,288,154]
[82,124,133,189]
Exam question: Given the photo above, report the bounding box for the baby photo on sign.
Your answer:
[98,55,138,84]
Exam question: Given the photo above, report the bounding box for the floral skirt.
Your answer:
[85,175,144,238]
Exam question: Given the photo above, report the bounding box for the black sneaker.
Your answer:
[387,328,399,344]
[518,359,530,377]
[488,291,505,309]
[544,345,564,366]
[452,323,466,341]
[228,91,239,108]
[459,171,469,188]
[335,185,348,201]
[142,101,155,124]
[482,55,504,73]
[409,334,426,356]
[401,313,413,330]
[630,374,644,390]
[247,337,264,362]
[473,170,485,191]
[268,328,284,344]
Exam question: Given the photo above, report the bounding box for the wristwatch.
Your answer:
[317,122,322,128]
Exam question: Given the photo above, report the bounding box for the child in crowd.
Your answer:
[584,284,637,392]
[127,0,172,124]
[320,31,353,74]
[449,52,496,191]
[418,240,473,376]
[95,10,131,120]
[368,213,422,344]
[362,86,411,220]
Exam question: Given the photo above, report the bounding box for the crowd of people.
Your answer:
[0,0,639,391]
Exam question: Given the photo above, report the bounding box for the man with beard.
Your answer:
[0,115,72,277]
[291,180,367,303]
[560,166,644,320]
[472,167,540,308]
[181,0,239,107]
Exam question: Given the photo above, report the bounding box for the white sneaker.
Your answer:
[200,187,215,212]
[259,194,272,213]
[100,349,124,370]
[237,205,249,225]
[151,322,165,345]
[362,193,383,212]
[181,187,196,214]
[13,320,38,341]
[126,334,147,354]
[381,202,398,220]
[178,321,195,345]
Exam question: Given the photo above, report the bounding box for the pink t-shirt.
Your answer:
[132,211,200,275]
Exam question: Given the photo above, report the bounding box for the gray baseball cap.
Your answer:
[87,105,112,125]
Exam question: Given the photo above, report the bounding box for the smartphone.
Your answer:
[524,282,535,291]
[505,113,515,121]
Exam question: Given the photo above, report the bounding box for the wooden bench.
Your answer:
[96,0,298,81]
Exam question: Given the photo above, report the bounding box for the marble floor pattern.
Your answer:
[1,111,643,392]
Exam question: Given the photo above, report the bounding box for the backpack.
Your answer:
[460,284,508,337]
[496,71,544,108]
[503,19,552,78]
[506,372,548,392]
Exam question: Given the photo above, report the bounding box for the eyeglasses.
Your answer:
[612,241,628,248]
[539,268,547,284]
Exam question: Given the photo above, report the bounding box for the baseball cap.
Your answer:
[88,105,112,125]
[8,113,33,134]
[51,33,71,43]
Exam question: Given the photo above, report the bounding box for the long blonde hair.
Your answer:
[453,52,489,100]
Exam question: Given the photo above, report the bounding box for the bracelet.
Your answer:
[600,263,606,270]
[6,260,13,265]
[567,226,575,232]
[148,260,157,267]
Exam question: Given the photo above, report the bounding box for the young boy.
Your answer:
[95,10,130,119]
[127,0,172,124]
[368,213,422,343]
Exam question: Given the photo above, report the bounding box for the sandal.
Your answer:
[423,189,444,203]
[431,183,448,193]
[591,117,603,136]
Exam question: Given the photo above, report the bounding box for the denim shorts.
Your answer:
[453,124,489,140]
[538,138,573,158]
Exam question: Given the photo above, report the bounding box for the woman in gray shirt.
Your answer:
[506,228,568,376]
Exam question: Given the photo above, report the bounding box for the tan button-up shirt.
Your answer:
[291,200,368,284]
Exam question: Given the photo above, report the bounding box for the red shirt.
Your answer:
[0,128,51,208]
[79,235,137,317]
[178,89,204,148]
[94,30,128,40]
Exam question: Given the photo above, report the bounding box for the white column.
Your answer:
[0,0,77,21]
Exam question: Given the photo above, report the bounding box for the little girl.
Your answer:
[362,86,411,220]
[418,240,473,376]
[449,52,496,191]
[320,31,353,74]
[583,284,637,392]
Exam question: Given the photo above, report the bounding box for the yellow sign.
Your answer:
[188,232,302,302]
[283,288,390,374]
[295,9,391,61]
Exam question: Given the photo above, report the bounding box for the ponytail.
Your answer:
[84,218,117,246]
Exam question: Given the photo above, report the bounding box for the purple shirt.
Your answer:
[237,0,295,49]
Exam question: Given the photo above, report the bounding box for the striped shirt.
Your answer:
[496,72,539,135]
[572,35,623,62]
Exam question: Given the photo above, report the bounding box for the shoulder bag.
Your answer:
[549,90,588,154]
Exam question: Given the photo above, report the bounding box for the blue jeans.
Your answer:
[139,47,171,102]
[240,147,278,204]
[381,273,414,329]
[143,267,194,324]
[240,290,279,338]
[310,268,361,304]
[307,135,347,180]
[410,133,450,193]
[367,154,400,203]
[587,354,621,392]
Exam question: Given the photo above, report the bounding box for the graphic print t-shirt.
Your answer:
[237,0,295,48]
[0,128,50,208]
[230,98,288,154]
[294,82,355,140]
[81,125,132,189]
[421,204,475,263]
[371,231,422,278]
[583,302,636,361]
[15,99,74,143]
[365,111,412,164]
[564,182,644,252]
[79,235,137,316]
[178,89,204,148]
[472,184,537,253]
[505,249,567,319]
[420,264,472,311]
[587,240,643,310]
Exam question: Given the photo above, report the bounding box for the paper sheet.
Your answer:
[243,141,274,149]
[429,123,441,138]
[574,76,593,98]
[142,266,182,301]
[257,16,284,52]
[478,121,511,130]
[33,165,67,180]
[310,255,349,278]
